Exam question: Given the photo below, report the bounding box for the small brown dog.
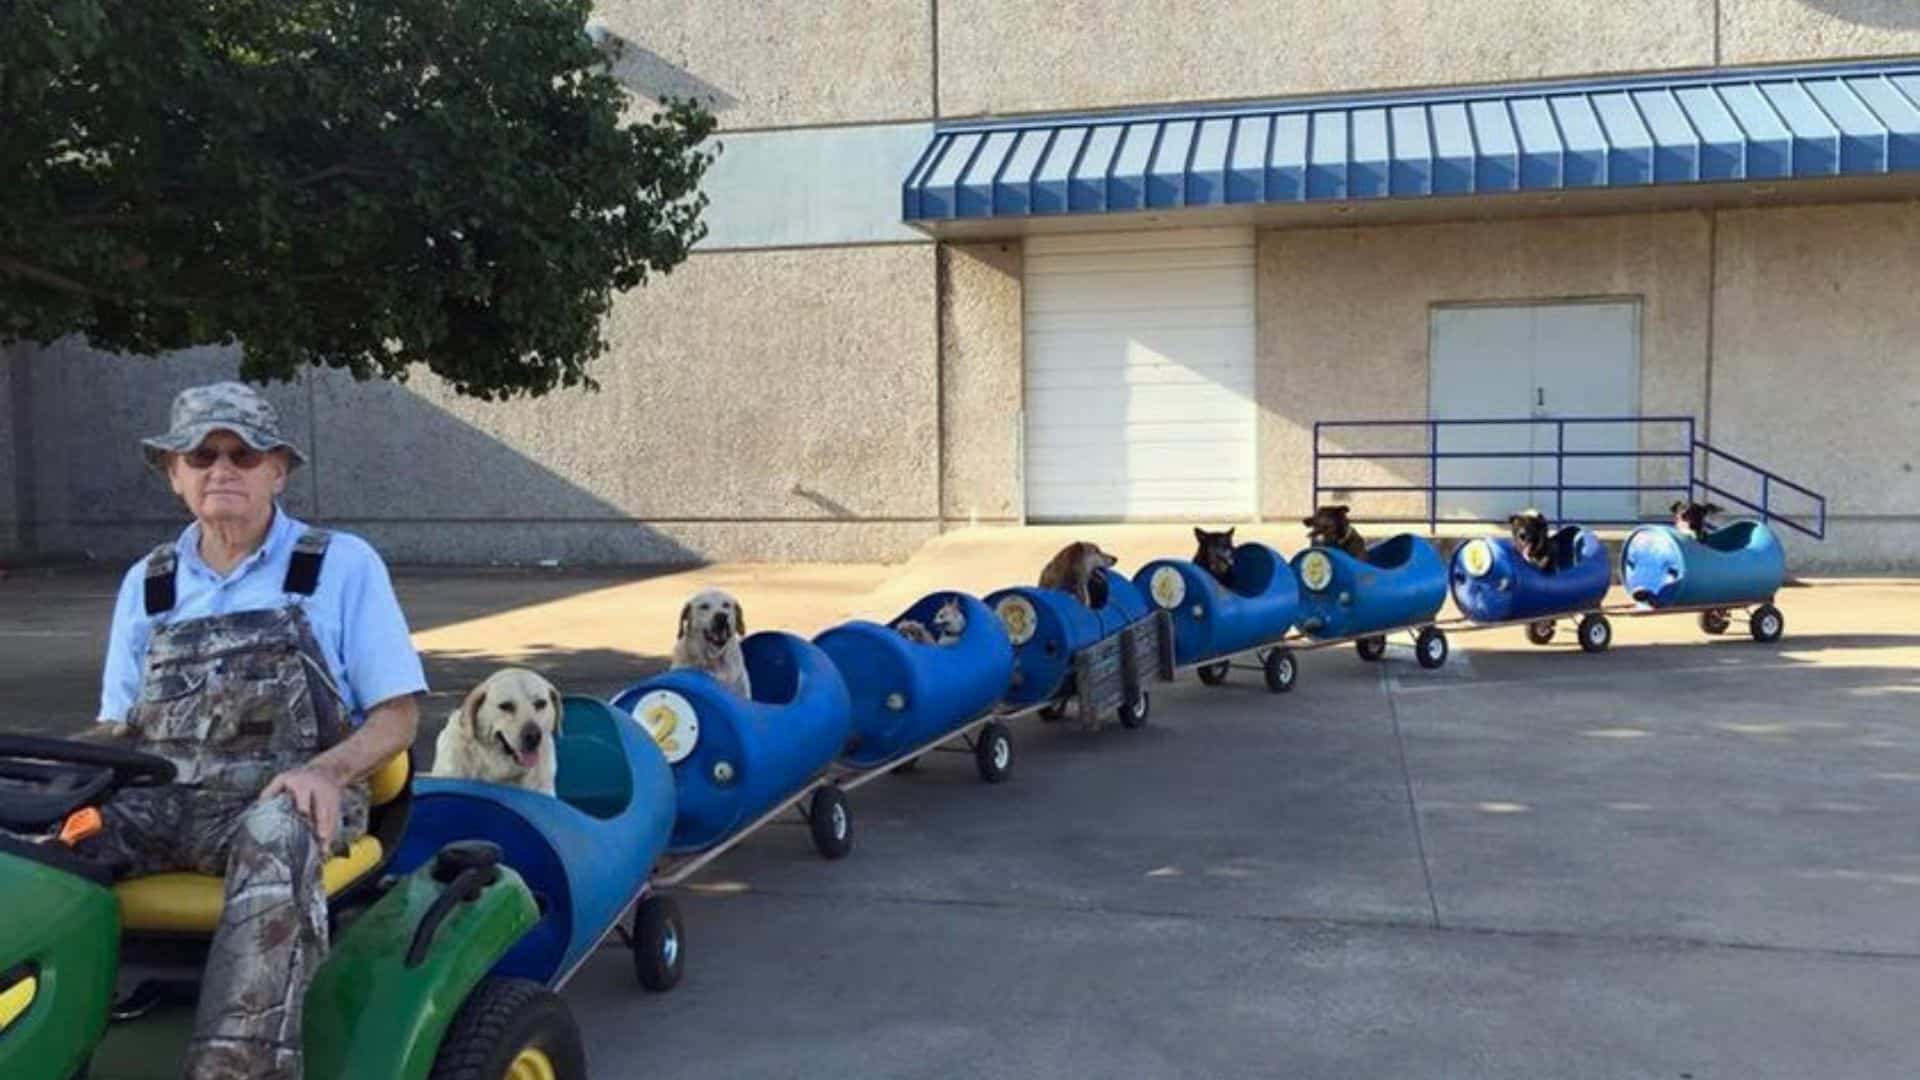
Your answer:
[1508,508,1555,572]
[1670,500,1723,542]
[1039,541,1119,607]
[1303,505,1368,560]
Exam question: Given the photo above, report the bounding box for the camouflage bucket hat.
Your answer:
[141,381,307,470]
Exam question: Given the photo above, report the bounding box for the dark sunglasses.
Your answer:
[181,445,267,470]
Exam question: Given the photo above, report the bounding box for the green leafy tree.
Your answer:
[0,0,717,399]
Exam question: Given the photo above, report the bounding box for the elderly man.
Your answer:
[82,381,427,1080]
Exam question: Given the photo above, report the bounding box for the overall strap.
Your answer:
[282,529,332,597]
[142,542,180,616]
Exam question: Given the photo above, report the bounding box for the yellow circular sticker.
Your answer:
[996,595,1038,646]
[1298,550,1334,592]
[632,689,699,765]
[1149,566,1186,609]
[1460,538,1494,578]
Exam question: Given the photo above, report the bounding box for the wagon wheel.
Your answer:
[1262,648,1298,693]
[1354,635,1388,662]
[630,894,685,992]
[1524,620,1557,646]
[1698,609,1732,635]
[1749,603,1785,643]
[1414,627,1449,670]
[974,721,1014,784]
[1118,690,1151,729]
[1196,660,1232,686]
[807,786,853,860]
[1576,613,1612,654]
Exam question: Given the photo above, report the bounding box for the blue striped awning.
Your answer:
[902,61,1920,224]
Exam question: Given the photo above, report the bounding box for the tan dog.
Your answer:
[895,597,967,647]
[672,588,753,699]
[1039,541,1119,607]
[430,668,563,795]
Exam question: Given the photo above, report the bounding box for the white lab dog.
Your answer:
[670,588,753,699]
[430,668,563,795]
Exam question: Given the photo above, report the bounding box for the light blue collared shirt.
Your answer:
[99,507,429,726]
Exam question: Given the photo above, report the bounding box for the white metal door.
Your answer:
[1428,307,1536,521]
[1022,228,1257,520]
[1429,301,1640,523]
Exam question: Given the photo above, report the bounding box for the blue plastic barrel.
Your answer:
[611,631,852,854]
[388,696,675,986]
[814,591,1014,769]
[1451,526,1611,623]
[987,568,1145,708]
[1291,534,1447,640]
[1621,520,1786,609]
[1133,543,1301,665]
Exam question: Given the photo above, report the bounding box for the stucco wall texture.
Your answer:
[1721,1,1920,65]
[940,242,1024,525]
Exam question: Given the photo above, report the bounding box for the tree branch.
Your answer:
[0,256,104,299]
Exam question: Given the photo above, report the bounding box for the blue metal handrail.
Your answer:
[1311,415,1826,539]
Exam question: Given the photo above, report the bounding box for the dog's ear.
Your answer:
[1670,500,1687,515]
[1224,527,1234,541]
[677,601,692,641]
[1329,504,1348,515]
[1508,513,1524,527]
[733,598,745,636]
[1301,516,1317,529]
[462,683,489,741]
[549,687,564,736]
[1704,503,1722,516]
[1194,526,1207,543]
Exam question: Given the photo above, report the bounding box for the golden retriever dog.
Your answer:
[430,667,563,795]
[1038,541,1119,607]
[672,588,753,699]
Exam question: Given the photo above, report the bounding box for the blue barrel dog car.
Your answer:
[814,591,1018,783]
[388,695,688,991]
[1451,526,1616,653]
[1134,542,1304,692]
[1291,533,1451,668]
[1620,519,1788,641]
[613,630,857,863]
[987,569,1164,728]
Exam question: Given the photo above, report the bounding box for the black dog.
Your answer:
[1303,505,1368,560]
[1192,527,1237,586]
[1507,509,1555,572]
[1670,500,1722,542]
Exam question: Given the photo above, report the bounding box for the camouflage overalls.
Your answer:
[80,530,370,1080]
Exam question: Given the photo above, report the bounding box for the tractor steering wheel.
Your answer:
[0,733,176,833]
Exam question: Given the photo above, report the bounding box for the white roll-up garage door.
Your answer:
[1022,227,1257,520]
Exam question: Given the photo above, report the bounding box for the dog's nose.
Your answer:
[709,612,731,633]
[520,725,543,751]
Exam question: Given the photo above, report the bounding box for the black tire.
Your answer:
[1196,660,1231,686]
[1261,648,1298,693]
[1118,690,1150,729]
[808,785,853,859]
[1414,627,1448,670]
[631,894,684,992]
[1577,613,1612,654]
[974,722,1013,783]
[1355,635,1388,662]
[1699,609,1731,635]
[429,977,586,1080]
[1525,620,1557,646]
[1750,603,1784,643]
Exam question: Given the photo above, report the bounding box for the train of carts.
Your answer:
[0,517,1795,1078]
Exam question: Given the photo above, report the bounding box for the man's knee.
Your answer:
[225,795,321,884]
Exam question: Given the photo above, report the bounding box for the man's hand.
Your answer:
[260,767,344,851]
[72,722,131,745]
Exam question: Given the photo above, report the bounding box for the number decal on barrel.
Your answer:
[1149,566,1186,609]
[1461,538,1494,578]
[996,595,1038,646]
[1298,550,1334,592]
[633,689,699,764]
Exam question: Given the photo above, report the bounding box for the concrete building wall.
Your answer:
[937,0,1716,118]
[593,0,932,129]
[17,245,941,567]
[1255,212,1713,523]
[1711,200,1920,571]
[939,241,1024,525]
[1721,1,1920,65]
